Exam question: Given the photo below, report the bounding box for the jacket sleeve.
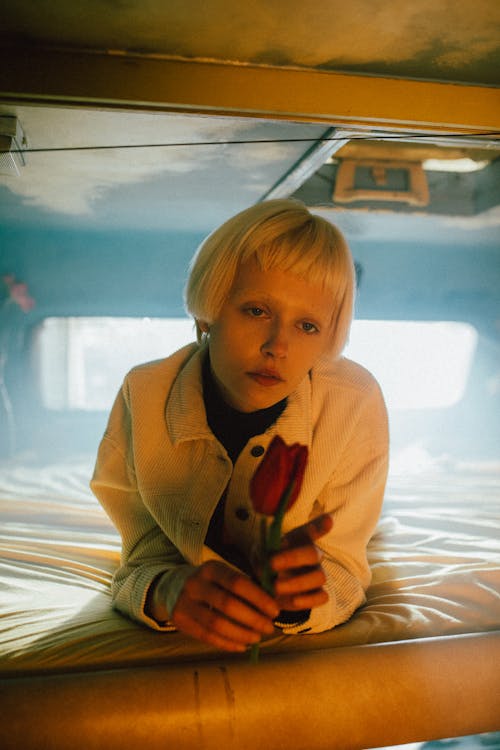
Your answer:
[280,377,389,635]
[90,382,196,631]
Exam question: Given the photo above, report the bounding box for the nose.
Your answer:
[261,320,288,359]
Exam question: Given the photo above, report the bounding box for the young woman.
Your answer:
[91,198,389,653]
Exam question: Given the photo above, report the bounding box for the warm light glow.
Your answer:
[345,320,477,410]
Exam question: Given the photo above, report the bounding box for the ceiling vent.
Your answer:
[0,116,27,176]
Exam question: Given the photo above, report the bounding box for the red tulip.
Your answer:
[248,436,308,663]
[250,435,308,516]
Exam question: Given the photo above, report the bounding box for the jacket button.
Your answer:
[235,507,250,521]
[251,445,265,457]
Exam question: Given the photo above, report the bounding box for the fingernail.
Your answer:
[313,515,326,529]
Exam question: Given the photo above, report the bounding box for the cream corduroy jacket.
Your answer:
[90,342,389,635]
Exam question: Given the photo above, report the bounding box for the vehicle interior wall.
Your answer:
[1,220,498,465]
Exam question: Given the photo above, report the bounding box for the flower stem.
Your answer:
[249,643,260,663]
[250,480,296,665]
[267,480,295,553]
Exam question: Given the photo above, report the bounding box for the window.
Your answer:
[344,320,477,410]
[34,317,196,410]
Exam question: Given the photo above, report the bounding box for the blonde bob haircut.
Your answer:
[184,198,355,359]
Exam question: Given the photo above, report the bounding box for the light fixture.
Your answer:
[0,116,27,176]
[422,157,489,172]
[333,158,430,207]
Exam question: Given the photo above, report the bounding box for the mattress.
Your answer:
[0,457,499,749]
[0,457,499,674]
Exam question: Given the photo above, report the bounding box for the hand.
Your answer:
[169,561,279,652]
[270,513,333,611]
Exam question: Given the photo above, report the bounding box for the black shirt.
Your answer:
[202,353,286,558]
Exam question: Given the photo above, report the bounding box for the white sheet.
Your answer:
[0,457,499,675]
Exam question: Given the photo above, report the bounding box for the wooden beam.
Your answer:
[1,47,499,133]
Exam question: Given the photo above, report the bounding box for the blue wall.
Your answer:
[1,227,205,320]
[1,225,499,461]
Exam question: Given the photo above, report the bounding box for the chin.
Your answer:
[232,394,270,413]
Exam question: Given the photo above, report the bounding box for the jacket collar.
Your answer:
[166,344,214,443]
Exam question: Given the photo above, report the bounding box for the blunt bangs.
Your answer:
[241,219,353,297]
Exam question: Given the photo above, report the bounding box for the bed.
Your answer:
[0,456,499,749]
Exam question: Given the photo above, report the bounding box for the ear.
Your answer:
[195,319,211,344]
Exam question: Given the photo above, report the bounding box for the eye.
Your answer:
[245,306,267,317]
[299,321,319,334]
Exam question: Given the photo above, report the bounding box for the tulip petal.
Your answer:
[249,436,308,516]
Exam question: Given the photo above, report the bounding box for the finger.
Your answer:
[200,561,279,620]
[181,562,278,640]
[282,513,333,550]
[277,587,329,611]
[174,591,268,647]
[173,600,257,652]
[207,582,276,635]
[271,544,322,572]
[171,561,279,651]
[198,601,265,645]
[274,566,326,596]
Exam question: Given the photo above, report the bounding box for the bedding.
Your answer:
[0,456,499,748]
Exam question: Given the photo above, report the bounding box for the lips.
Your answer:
[247,369,284,386]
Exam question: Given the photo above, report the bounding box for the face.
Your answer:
[203,260,335,412]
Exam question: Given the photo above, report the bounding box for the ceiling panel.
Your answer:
[2,0,500,85]
[1,2,498,244]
